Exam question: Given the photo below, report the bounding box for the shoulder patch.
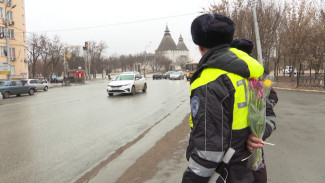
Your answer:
[191,96,200,118]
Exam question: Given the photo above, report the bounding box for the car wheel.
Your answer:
[109,93,113,96]
[44,86,48,91]
[131,85,136,95]
[3,92,10,99]
[16,94,21,97]
[29,89,35,95]
[142,83,147,92]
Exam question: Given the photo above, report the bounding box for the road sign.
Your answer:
[67,53,71,58]
[0,62,10,75]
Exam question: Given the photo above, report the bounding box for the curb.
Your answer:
[273,86,325,93]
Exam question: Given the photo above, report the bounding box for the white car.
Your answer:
[22,79,49,91]
[107,72,147,96]
[284,66,297,75]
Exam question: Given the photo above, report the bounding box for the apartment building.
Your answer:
[0,0,27,80]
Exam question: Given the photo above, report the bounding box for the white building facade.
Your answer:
[155,26,189,69]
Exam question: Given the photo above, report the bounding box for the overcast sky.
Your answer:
[25,0,216,61]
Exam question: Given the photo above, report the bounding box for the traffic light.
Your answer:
[83,42,88,50]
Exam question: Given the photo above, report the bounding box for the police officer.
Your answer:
[182,14,264,183]
[231,38,279,183]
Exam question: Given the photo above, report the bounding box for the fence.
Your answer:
[297,73,325,89]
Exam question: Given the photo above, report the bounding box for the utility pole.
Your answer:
[84,51,88,80]
[5,1,16,80]
[143,42,151,78]
[83,42,90,80]
[251,0,263,66]
[63,47,66,79]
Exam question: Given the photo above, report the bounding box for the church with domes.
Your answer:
[155,26,189,69]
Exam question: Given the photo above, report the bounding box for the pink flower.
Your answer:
[249,78,259,89]
[256,89,264,99]
[258,79,264,89]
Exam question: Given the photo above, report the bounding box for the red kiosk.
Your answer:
[67,69,85,84]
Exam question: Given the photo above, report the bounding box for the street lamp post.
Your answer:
[251,0,263,66]
[5,1,16,80]
[143,42,151,78]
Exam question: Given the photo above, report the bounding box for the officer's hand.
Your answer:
[246,134,264,153]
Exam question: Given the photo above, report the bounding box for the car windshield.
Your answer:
[0,81,9,86]
[21,80,28,85]
[115,75,134,81]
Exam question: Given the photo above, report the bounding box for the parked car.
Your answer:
[163,71,175,79]
[0,80,37,99]
[170,71,184,80]
[56,76,64,83]
[50,75,64,83]
[107,72,147,96]
[284,66,297,75]
[22,79,48,91]
[152,72,163,80]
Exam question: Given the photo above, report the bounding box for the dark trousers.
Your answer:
[252,149,267,183]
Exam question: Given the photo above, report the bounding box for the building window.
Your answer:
[0,46,6,57]
[23,31,26,41]
[7,11,13,21]
[0,7,3,18]
[22,15,25,25]
[21,0,24,8]
[0,47,15,57]
[0,26,4,33]
[8,29,14,39]
[10,65,15,75]
[9,48,15,57]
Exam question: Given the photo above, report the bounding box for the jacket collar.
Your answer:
[191,45,253,83]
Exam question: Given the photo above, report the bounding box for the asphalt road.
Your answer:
[0,78,191,183]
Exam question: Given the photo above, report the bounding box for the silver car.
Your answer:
[170,71,184,80]
[22,79,49,91]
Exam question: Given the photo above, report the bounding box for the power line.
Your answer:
[29,12,198,33]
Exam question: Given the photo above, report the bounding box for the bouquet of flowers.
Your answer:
[246,77,272,170]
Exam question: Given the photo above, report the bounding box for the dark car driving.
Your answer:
[163,71,175,79]
[0,80,37,99]
[152,72,163,80]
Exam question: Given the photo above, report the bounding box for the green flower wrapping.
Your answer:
[246,78,272,170]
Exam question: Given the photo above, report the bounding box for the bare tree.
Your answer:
[176,55,189,69]
[154,53,172,72]
[87,41,108,78]
[27,33,47,78]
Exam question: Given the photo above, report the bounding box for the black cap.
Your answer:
[191,13,235,48]
[231,38,254,55]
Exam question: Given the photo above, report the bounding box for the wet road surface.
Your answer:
[0,78,190,183]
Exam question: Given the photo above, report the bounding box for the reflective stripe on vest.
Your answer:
[189,68,249,130]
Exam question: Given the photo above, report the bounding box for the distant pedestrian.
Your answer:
[231,38,279,183]
[182,13,264,183]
